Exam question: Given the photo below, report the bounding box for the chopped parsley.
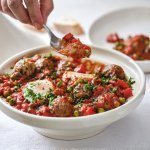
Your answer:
[46,93,56,106]
[127,77,135,87]
[77,78,87,84]
[24,88,56,105]
[84,83,94,91]
[23,88,37,103]
[51,71,57,79]
[101,76,110,85]
[110,87,118,93]
[44,53,53,58]
[57,80,63,87]
[67,86,73,93]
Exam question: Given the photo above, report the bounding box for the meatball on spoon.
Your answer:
[44,25,91,59]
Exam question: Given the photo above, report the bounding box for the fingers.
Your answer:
[24,0,43,29]
[1,0,15,18]
[40,0,54,23]
[7,0,31,24]
[0,0,54,29]
[0,0,2,11]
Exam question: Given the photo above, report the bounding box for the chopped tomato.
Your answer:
[81,105,96,116]
[117,79,129,89]
[122,88,133,98]
[107,33,120,43]
[93,86,104,96]
[63,33,74,41]
[74,64,87,73]
[28,109,36,115]
[95,100,105,108]
[84,99,91,104]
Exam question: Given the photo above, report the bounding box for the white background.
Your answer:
[0,0,150,150]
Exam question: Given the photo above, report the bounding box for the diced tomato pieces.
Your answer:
[16,100,23,105]
[28,109,36,115]
[83,106,96,116]
[74,64,87,73]
[93,86,104,96]
[0,87,4,95]
[81,105,87,112]
[107,33,120,43]
[122,88,133,98]
[81,105,96,116]
[15,105,22,110]
[117,79,129,89]
[84,99,91,104]
[22,103,29,111]
[63,33,73,41]
[39,106,50,116]
[96,100,105,108]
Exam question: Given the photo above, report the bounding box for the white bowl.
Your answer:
[88,7,150,73]
[0,45,145,140]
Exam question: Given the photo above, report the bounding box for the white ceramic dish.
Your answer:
[88,7,150,73]
[0,45,145,140]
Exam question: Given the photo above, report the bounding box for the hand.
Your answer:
[0,0,54,29]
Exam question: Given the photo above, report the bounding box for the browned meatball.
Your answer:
[35,58,54,71]
[11,58,36,79]
[102,64,125,79]
[73,83,92,99]
[52,97,73,117]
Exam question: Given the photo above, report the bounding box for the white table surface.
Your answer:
[0,0,150,150]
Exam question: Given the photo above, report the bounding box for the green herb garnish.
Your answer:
[23,88,37,103]
[44,53,53,58]
[57,80,63,87]
[51,71,57,79]
[84,83,94,91]
[67,86,73,93]
[127,77,135,87]
[101,76,110,85]
[110,87,118,93]
[46,93,56,106]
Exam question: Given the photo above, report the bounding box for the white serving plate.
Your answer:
[0,45,145,140]
[88,7,150,73]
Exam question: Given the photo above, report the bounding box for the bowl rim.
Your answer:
[88,6,150,63]
[0,45,146,121]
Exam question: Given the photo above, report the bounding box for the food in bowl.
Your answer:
[0,33,135,117]
[106,33,150,60]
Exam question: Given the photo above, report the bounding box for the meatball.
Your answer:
[73,83,92,99]
[35,58,54,71]
[125,35,149,53]
[11,58,36,79]
[59,33,91,59]
[52,97,73,117]
[59,43,91,59]
[102,64,125,79]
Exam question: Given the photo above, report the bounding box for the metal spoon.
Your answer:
[43,24,61,49]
